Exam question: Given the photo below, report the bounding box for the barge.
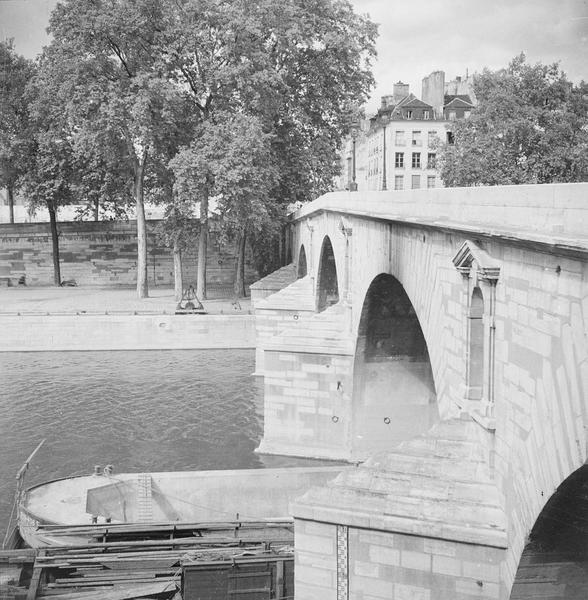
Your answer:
[18,466,345,547]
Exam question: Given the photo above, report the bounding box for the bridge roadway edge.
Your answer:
[252,183,588,599]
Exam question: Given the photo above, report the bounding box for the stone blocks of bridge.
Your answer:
[256,295,356,459]
[293,419,507,600]
[252,183,588,599]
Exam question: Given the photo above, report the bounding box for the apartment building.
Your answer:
[339,71,475,192]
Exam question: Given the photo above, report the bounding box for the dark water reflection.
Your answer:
[0,349,265,540]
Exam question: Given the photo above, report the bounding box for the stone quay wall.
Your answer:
[0,313,255,351]
[0,220,258,289]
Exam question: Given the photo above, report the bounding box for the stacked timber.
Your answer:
[2,521,294,600]
[0,547,36,599]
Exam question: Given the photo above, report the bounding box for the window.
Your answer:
[394,152,404,168]
[395,130,405,145]
[448,110,456,121]
[427,153,436,169]
[428,131,438,147]
[423,110,430,120]
[427,175,436,188]
[412,131,422,146]
[406,110,413,119]
[411,152,421,168]
[394,175,404,190]
[464,110,471,119]
[447,132,455,145]
[411,175,420,189]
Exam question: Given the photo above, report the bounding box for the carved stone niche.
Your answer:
[452,240,501,432]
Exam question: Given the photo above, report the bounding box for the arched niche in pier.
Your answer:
[316,236,339,312]
[297,245,308,279]
[352,273,438,455]
[511,465,588,596]
[467,286,484,400]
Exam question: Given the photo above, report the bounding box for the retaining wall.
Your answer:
[0,314,255,352]
[0,220,257,288]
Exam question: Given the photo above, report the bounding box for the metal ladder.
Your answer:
[136,473,153,522]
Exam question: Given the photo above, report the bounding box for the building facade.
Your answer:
[340,71,475,192]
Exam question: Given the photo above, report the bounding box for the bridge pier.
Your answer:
[293,419,506,600]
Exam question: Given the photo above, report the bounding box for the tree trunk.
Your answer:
[135,153,149,298]
[173,240,183,303]
[197,190,208,300]
[7,186,15,224]
[93,198,99,221]
[233,228,247,298]
[47,200,61,286]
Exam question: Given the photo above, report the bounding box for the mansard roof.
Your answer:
[398,96,434,110]
[444,95,475,108]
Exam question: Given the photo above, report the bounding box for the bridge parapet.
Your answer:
[293,183,588,250]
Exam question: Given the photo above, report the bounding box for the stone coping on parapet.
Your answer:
[292,183,588,253]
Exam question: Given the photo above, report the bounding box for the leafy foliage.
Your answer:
[0,40,35,219]
[438,54,588,186]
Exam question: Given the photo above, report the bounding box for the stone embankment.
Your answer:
[0,288,255,352]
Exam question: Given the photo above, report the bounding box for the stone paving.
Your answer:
[0,286,252,315]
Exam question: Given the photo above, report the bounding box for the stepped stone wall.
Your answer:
[0,220,257,288]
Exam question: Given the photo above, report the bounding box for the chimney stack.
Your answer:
[392,82,410,105]
[421,71,445,118]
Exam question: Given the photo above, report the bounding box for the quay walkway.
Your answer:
[0,287,255,352]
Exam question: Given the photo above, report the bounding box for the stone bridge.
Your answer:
[250,183,588,600]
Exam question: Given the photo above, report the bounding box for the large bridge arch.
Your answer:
[511,464,588,595]
[352,273,439,454]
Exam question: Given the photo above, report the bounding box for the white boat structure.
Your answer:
[17,465,345,547]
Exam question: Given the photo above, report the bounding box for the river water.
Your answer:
[0,349,270,542]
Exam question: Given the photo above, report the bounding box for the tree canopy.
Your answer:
[3,0,377,295]
[438,54,588,187]
[0,40,35,222]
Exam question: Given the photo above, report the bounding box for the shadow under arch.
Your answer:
[316,236,339,312]
[511,464,588,597]
[352,273,438,456]
[297,245,307,279]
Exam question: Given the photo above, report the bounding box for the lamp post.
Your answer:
[349,124,359,192]
[380,113,389,191]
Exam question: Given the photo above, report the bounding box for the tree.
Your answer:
[47,0,193,297]
[162,0,377,292]
[70,129,134,222]
[0,41,34,223]
[438,54,588,186]
[20,56,77,286]
[155,206,199,303]
[172,114,278,298]
[210,115,279,297]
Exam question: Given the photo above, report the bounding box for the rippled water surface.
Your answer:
[0,349,263,541]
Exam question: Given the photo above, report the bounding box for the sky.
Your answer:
[1,0,587,113]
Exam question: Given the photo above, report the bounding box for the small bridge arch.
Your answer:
[297,245,307,279]
[316,236,339,312]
